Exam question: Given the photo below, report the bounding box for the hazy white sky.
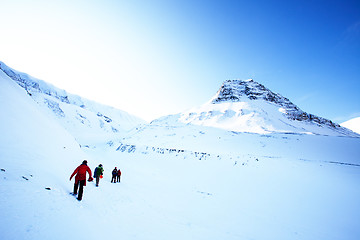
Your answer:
[1,0,359,122]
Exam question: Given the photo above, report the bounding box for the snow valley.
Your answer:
[1,61,359,240]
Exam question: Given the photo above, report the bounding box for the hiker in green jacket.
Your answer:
[93,164,104,187]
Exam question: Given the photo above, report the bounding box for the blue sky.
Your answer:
[1,0,359,122]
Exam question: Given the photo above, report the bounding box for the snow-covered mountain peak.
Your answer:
[210,79,308,121]
[162,79,359,137]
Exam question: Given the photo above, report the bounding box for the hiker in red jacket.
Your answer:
[70,160,93,201]
[117,169,121,182]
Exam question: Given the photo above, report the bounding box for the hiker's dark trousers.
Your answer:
[96,176,100,186]
[111,176,116,183]
[74,180,85,200]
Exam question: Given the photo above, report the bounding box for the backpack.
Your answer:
[98,167,103,176]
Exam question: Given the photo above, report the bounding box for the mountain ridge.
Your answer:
[0,61,146,145]
[1,61,357,138]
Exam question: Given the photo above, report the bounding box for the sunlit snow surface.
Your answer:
[342,117,360,134]
[1,67,360,240]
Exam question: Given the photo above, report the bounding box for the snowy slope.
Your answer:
[0,66,85,177]
[1,66,360,240]
[341,117,360,134]
[173,79,357,137]
[0,67,96,239]
[0,61,146,145]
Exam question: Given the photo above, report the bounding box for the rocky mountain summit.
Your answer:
[212,79,340,128]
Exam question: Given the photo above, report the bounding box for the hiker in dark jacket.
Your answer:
[70,160,93,201]
[117,169,121,182]
[111,167,117,183]
[93,164,104,187]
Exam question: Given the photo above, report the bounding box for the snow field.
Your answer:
[2,145,360,240]
[119,121,360,165]
[81,148,360,240]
